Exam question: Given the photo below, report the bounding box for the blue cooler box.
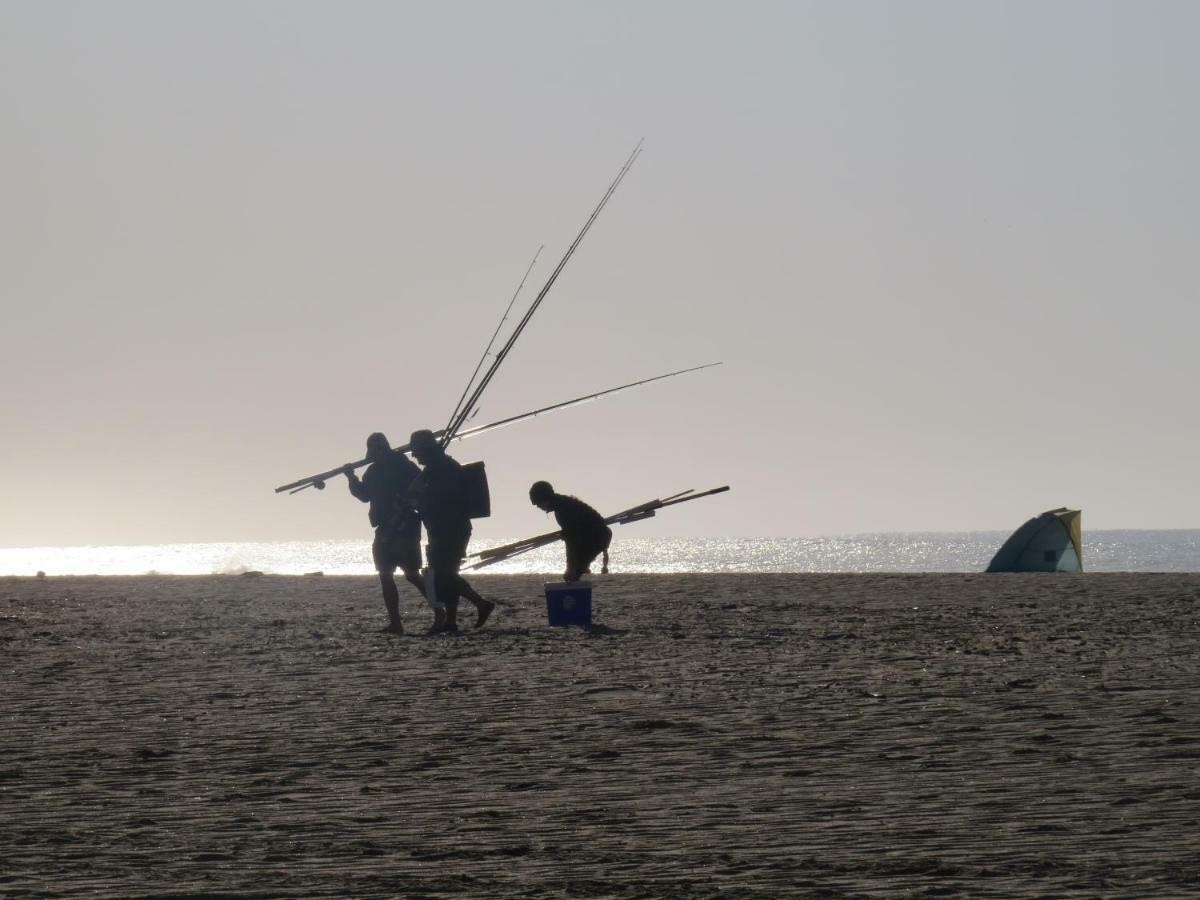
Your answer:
[545,581,593,626]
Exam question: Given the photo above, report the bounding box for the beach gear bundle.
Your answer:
[437,143,643,448]
[273,142,724,501]
[466,486,731,570]
[274,364,720,495]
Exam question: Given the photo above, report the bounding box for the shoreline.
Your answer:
[3,531,1198,578]
[4,571,1200,590]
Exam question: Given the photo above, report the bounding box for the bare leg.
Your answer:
[443,598,460,631]
[457,577,486,607]
[565,541,603,582]
[424,569,447,633]
[378,572,404,633]
[456,575,495,628]
[426,566,459,633]
[428,532,483,632]
[401,568,426,597]
[565,542,588,583]
[437,578,473,632]
[400,568,436,632]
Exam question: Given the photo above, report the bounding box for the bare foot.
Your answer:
[475,598,496,629]
[380,623,404,636]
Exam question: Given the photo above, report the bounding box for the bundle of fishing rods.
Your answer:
[274,362,720,495]
[275,140,729,551]
[465,487,731,570]
[437,143,642,451]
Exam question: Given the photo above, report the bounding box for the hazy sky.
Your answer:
[2,0,1197,547]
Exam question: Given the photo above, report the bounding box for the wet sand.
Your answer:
[2,572,1198,898]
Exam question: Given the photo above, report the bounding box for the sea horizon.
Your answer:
[3,529,1197,576]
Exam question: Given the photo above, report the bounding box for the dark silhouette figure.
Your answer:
[408,430,495,633]
[529,481,612,582]
[344,433,424,634]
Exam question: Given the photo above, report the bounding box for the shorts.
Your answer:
[566,527,612,576]
[372,526,422,574]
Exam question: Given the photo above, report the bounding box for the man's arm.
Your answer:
[345,465,370,502]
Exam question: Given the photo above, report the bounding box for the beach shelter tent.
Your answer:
[986,508,1082,573]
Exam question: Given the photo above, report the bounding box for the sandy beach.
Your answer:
[2,573,1198,897]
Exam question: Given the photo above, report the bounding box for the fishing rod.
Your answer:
[443,245,544,438]
[466,485,731,570]
[452,363,719,442]
[274,362,719,494]
[440,140,643,447]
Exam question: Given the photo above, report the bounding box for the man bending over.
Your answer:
[528,481,612,582]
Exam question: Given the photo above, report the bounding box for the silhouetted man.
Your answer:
[408,429,495,632]
[344,432,423,634]
[529,481,612,582]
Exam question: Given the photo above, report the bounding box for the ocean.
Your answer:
[1,531,1197,576]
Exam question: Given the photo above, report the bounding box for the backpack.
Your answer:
[459,461,491,519]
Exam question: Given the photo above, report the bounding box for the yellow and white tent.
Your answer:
[986,508,1082,573]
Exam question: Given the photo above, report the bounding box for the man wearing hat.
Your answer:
[344,432,424,634]
[408,429,495,632]
[528,481,612,582]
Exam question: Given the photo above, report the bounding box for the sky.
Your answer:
[2,0,1197,547]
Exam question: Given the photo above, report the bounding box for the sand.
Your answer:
[2,572,1198,898]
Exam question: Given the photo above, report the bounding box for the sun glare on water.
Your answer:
[1,532,1197,576]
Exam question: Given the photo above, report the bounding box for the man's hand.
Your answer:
[342,464,358,478]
